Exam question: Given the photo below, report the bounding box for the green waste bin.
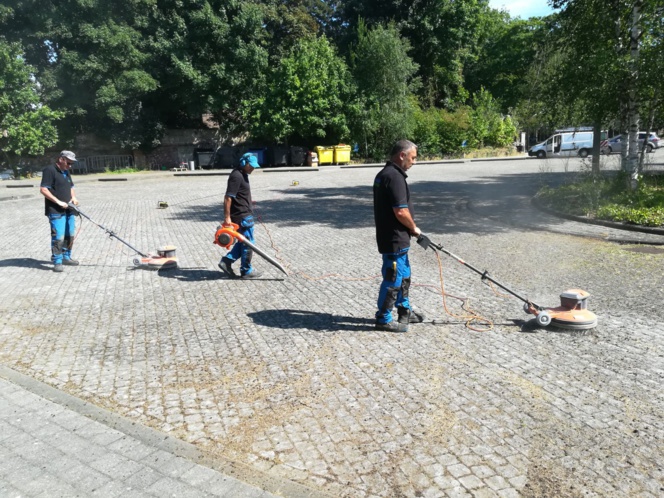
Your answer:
[314,146,334,165]
[333,145,351,165]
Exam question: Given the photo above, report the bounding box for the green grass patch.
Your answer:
[536,173,664,227]
[107,167,141,174]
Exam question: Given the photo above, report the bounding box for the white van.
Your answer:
[528,130,594,159]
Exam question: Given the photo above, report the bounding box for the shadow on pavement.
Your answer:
[248,309,375,332]
[0,258,52,271]
[156,267,224,281]
[155,267,286,282]
[169,171,575,236]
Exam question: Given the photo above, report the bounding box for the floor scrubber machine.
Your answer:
[68,203,178,269]
[417,234,598,330]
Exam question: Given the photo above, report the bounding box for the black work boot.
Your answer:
[241,270,262,279]
[218,258,237,278]
[375,321,408,333]
[398,307,425,324]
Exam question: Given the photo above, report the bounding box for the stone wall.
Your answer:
[12,129,219,173]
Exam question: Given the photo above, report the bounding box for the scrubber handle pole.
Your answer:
[417,234,540,308]
[68,203,149,258]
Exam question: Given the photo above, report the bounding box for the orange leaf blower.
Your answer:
[213,223,287,275]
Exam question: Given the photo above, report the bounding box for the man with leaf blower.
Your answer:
[40,151,80,273]
[373,140,425,332]
[218,152,262,279]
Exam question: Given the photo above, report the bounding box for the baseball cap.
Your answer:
[60,151,77,162]
[239,153,260,169]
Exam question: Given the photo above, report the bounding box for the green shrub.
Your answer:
[536,173,664,226]
[438,107,472,155]
[412,107,442,157]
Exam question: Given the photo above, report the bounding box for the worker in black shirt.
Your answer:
[40,151,80,272]
[218,153,261,279]
[373,140,425,332]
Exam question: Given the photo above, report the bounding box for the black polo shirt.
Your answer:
[225,168,253,223]
[373,161,413,254]
[40,163,75,216]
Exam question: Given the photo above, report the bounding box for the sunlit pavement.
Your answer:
[1,157,663,497]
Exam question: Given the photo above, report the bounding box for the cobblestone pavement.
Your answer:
[0,367,285,498]
[1,155,663,497]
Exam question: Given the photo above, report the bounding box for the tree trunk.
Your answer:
[625,0,643,190]
[638,97,656,172]
[592,120,601,174]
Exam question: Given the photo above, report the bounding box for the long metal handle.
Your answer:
[417,234,540,308]
[68,203,149,258]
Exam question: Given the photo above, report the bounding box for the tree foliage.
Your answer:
[338,0,490,107]
[412,106,472,157]
[349,21,419,158]
[3,0,659,163]
[251,36,355,144]
[0,39,62,173]
[465,14,549,113]
[0,0,273,148]
[469,88,516,147]
[540,0,664,177]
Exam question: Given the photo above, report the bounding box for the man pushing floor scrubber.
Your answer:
[373,140,426,332]
[372,139,597,332]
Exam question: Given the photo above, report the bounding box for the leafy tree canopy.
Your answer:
[251,35,355,145]
[0,38,62,172]
[0,1,282,148]
[349,20,419,158]
[338,0,490,107]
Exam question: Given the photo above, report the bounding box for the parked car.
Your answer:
[600,132,660,154]
[641,132,661,150]
[1,170,14,180]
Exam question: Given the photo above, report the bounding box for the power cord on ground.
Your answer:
[254,203,500,331]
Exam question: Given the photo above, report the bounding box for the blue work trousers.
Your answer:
[224,216,255,276]
[376,250,412,324]
[48,212,76,264]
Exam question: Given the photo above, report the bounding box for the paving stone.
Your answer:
[448,464,472,479]
[459,474,484,490]
[484,475,509,491]
[1,158,664,497]
[106,435,157,461]
[142,449,196,478]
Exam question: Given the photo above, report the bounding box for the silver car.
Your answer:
[601,132,660,154]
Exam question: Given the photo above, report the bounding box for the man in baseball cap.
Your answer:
[218,153,262,279]
[39,151,81,272]
[60,150,77,162]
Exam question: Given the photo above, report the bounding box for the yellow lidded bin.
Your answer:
[314,146,334,165]
[333,144,351,165]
